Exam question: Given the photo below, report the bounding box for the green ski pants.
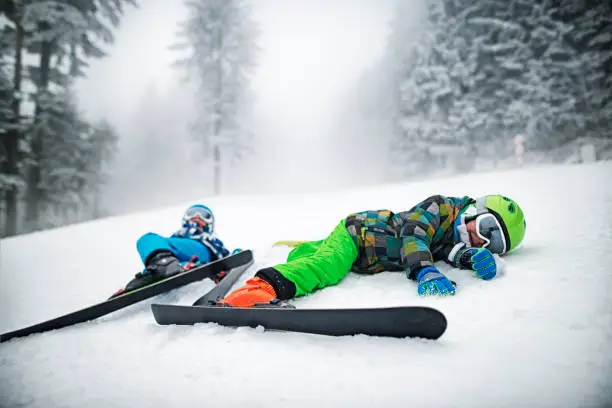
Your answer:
[273,220,358,297]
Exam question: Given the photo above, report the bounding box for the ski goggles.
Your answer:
[184,206,213,226]
[475,213,507,255]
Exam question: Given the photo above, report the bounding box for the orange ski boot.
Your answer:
[219,276,277,308]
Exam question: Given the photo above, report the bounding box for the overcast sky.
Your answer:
[73,0,400,206]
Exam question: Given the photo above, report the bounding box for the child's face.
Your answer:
[466,220,486,247]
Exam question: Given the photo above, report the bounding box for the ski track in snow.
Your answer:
[1,162,611,408]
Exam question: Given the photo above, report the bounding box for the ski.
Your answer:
[150,303,447,340]
[273,240,308,247]
[0,250,253,343]
[191,257,252,306]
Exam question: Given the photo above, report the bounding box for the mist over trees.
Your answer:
[0,0,135,237]
[0,0,260,236]
[101,81,200,214]
[170,0,259,195]
[342,0,612,180]
[2,0,610,238]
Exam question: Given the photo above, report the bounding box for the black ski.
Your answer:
[150,303,447,340]
[191,257,252,306]
[0,250,253,343]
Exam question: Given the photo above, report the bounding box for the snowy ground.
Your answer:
[1,162,611,408]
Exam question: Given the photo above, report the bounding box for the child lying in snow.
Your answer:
[220,194,526,307]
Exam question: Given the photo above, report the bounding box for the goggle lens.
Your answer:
[475,213,507,254]
[185,207,213,223]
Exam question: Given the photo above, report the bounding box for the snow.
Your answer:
[1,162,612,408]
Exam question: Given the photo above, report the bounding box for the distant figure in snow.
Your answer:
[219,195,526,307]
[110,204,237,298]
[514,134,525,166]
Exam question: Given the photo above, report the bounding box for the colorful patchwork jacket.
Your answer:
[344,195,474,280]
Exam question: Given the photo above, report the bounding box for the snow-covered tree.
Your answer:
[446,0,610,153]
[22,0,137,81]
[171,0,259,195]
[0,2,26,236]
[0,28,12,156]
[8,0,134,231]
[391,0,473,175]
[24,87,117,229]
[81,118,118,219]
[375,0,611,179]
[551,0,612,142]
[0,32,14,236]
[499,0,581,151]
[454,0,544,157]
[0,0,135,234]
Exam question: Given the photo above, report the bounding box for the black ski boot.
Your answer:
[109,251,183,298]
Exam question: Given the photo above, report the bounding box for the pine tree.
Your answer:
[435,0,573,158]
[29,88,87,227]
[448,0,609,153]
[0,31,13,235]
[77,117,118,220]
[0,28,11,157]
[518,0,582,150]
[386,0,611,176]
[23,0,137,79]
[392,0,472,176]
[24,87,118,228]
[21,0,135,231]
[171,0,259,195]
[440,0,536,159]
[0,1,26,236]
[552,0,612,141]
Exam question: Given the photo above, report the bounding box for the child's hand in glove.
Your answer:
[416,267,456,296]
[456,247,497,280]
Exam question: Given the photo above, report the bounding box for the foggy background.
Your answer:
[74,0,397,214]
[1,0,611,236]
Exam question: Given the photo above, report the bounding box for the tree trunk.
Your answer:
[3,14,24,237]
[25,39,53,231]
[212,23,224,196]
[213,144,221,195]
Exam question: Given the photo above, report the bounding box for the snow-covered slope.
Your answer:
[1,162,611,408]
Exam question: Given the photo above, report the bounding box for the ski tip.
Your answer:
[0,330,25,343]
[273,240,308,247]
[108,288,126,300]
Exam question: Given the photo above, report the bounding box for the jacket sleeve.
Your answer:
[192,233,230,260]
[201,236,230,260]
[399,195,457,280]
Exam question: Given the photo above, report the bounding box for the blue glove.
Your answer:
[456,247,496,280]
[416,267,456,296]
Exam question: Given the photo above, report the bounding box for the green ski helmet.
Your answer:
[474,195,526,254]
